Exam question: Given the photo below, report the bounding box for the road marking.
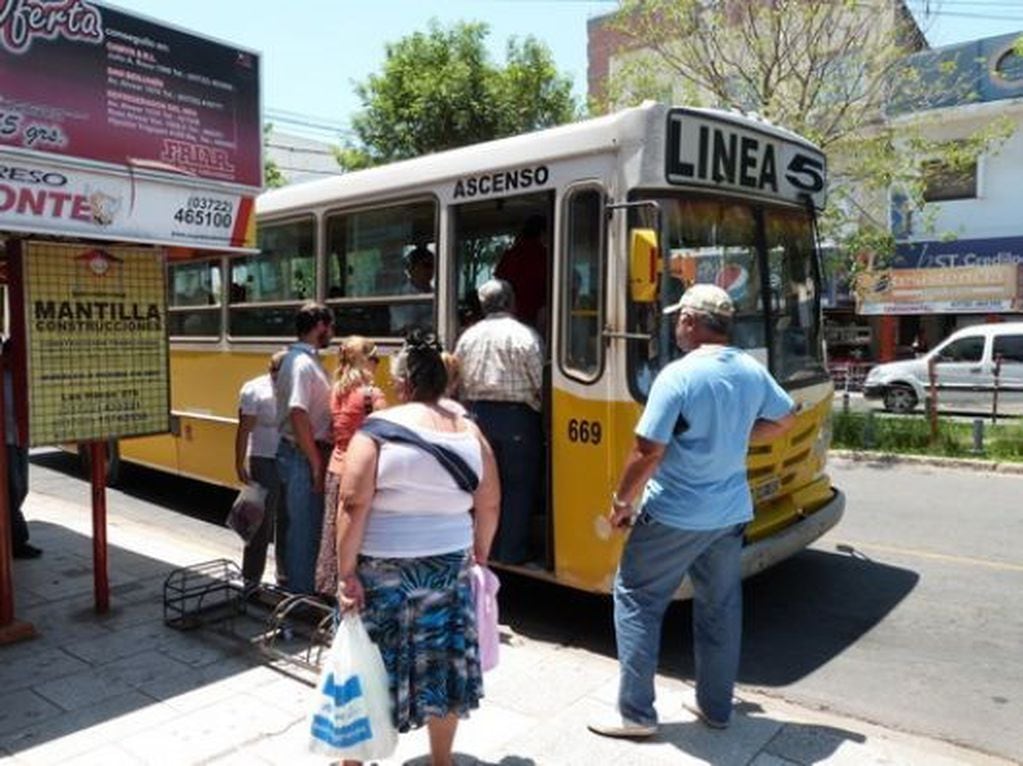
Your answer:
[834,540,1023,573]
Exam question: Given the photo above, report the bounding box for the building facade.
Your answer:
[862,32,1023,360]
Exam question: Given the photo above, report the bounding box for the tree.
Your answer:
[338,21,578,169]
[263,123,286,189]
[606,1,1014,268]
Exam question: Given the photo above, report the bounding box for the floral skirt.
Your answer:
[314,471,342,598]
[358,549,483,732]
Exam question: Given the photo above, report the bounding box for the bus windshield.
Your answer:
[628,194,827,398]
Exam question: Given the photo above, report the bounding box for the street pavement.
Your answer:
[0,452,1015,765]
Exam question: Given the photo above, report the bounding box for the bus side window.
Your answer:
[168,260,222,338]
[228,216,316,338]
[325,199,437,338]
[561,188,604,380]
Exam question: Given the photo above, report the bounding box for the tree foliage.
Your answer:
[263,123,286,189]
[338,20,579,169]
[607,0,1015,268]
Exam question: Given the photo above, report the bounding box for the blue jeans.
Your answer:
[614,514,745,726]
[468,401,542,565]
[276,440,324,594]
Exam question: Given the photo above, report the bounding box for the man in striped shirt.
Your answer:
[455,279,543,564]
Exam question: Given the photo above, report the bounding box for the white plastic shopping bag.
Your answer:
[308,612,398,760]
[225,482,267,543]
[470,564,500,672]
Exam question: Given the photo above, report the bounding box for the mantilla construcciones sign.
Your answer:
[0,0,261,251]
[22,242,170,446]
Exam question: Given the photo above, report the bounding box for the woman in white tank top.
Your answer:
[335,332,500,766]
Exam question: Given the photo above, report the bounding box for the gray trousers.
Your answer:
[7,444,29,548]
[242,455,284,584]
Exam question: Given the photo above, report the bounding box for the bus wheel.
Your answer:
[78,441,122,487]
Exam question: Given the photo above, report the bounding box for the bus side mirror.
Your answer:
[629,228,659,303]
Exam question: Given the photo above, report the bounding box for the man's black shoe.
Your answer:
[13,544,42,559]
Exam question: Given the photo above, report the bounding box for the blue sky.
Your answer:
[114,0,1023,142]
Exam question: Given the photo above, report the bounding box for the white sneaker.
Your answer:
[587,714,658,739]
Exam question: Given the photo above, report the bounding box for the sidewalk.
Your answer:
[0,480,1011,766]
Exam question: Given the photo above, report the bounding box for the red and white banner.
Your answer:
[0,151,255,250]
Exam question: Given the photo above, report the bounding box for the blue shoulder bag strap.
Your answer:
[358,418,480,492]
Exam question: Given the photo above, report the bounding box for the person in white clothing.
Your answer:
[337,331,500,766]
[275,302,334,594]
[235,349,287,589]
[455,279,543,564]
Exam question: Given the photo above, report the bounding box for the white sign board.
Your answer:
[665,110,827,210]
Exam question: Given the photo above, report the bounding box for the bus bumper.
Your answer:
[677,488,846,599]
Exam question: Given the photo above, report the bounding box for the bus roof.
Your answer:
[257,102,824,218]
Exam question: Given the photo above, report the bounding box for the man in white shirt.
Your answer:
[235,349,287,589]
[455,279,543,564]
[275,302,334,594]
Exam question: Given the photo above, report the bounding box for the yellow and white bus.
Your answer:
[121,101,844,594]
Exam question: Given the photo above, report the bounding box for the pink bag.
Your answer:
[470,564,500,672]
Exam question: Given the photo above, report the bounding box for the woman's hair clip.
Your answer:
[404,329,442,354]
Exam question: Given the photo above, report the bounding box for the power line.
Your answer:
[264,107,354,138]
[266,142,338,156]
[274,165,345,176]
[265,106,348,126]
[921,10,1023,21]
[906,1,1023,22]
[913,0,1023,8]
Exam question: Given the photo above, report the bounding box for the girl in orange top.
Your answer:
[314,336,386,597]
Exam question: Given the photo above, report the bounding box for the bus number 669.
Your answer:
[567,418,601,445]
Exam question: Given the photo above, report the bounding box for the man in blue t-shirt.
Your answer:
[588,284,795,739]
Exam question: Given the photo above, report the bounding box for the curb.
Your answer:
[829,449,1023,475]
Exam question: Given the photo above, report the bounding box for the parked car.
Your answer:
[862,322,1023,414]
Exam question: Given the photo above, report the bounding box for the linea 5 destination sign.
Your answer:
[665,109,827,210]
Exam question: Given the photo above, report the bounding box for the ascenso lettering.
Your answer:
[453,165,549,199]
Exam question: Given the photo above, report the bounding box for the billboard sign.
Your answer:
[893,236,1023,270]
[0,0,260,249]
[856,264,1021,315]
[22,241,170,446]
